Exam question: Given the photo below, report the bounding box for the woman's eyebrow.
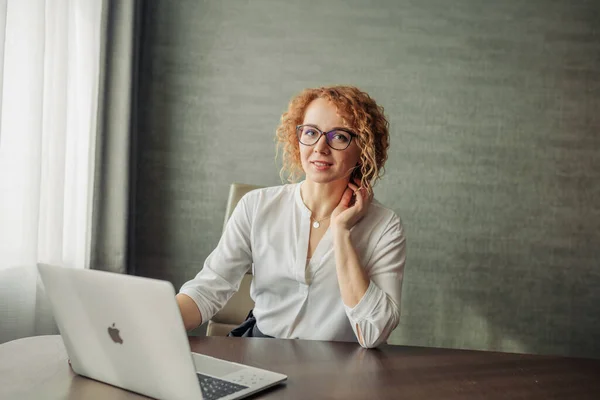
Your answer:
[303,123,350,131]
[302,123,353,133]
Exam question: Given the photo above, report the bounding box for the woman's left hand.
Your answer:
[331,179,373,233]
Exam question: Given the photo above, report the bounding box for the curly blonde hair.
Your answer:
[276,85,390,192]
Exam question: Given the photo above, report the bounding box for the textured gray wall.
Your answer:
[134,0,600,358]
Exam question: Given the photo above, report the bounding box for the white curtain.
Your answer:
[0,0,104,343]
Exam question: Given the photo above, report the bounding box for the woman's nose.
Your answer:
[313,134,330,153]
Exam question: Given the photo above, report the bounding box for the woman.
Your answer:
[176,86,406,348]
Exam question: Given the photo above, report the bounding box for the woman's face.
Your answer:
[299,98,361,185]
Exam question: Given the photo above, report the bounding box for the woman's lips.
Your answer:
[311,161,332,170]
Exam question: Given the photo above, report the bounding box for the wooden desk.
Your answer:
[1,335,599,399]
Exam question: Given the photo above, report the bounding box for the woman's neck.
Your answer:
[300,179,348,219]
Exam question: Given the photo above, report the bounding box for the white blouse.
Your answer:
[179,182,406,348]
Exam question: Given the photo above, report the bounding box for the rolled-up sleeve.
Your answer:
[179,193,254,324]
[344,215,406,348]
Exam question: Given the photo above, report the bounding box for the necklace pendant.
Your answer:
[312,221,320,229]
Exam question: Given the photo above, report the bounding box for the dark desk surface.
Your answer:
[1,335,599,399]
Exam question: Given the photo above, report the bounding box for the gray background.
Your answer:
[133,0,600,358]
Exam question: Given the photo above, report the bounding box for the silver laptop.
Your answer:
[37,263,287,400]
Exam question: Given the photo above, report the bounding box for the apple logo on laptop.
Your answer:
[108,323,123,344]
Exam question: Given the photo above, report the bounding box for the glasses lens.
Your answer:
[298,125,321,145]
[326,130,352,150]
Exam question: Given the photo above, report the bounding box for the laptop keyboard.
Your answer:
[197,373,249,400]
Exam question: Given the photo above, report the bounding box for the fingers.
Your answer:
[347,182,366,197]
[334,182,370,230]
[347,181,360,192]
[347,182,365,210]
[352,178,373,199]
[341,186,354,206]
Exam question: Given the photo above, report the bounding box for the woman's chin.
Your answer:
[304,174,349,185]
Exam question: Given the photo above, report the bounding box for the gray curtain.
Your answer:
[90,0,142,274]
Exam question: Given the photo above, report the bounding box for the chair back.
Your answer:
[206,183,262,336]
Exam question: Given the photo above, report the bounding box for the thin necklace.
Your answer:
[311,214,331,229]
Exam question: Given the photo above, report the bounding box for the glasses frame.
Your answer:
[296,124,358,151]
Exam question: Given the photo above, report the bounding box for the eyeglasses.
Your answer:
[296,125,358,151]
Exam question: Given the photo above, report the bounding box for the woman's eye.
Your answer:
[304,129,317,136]
[332,133,349,142]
